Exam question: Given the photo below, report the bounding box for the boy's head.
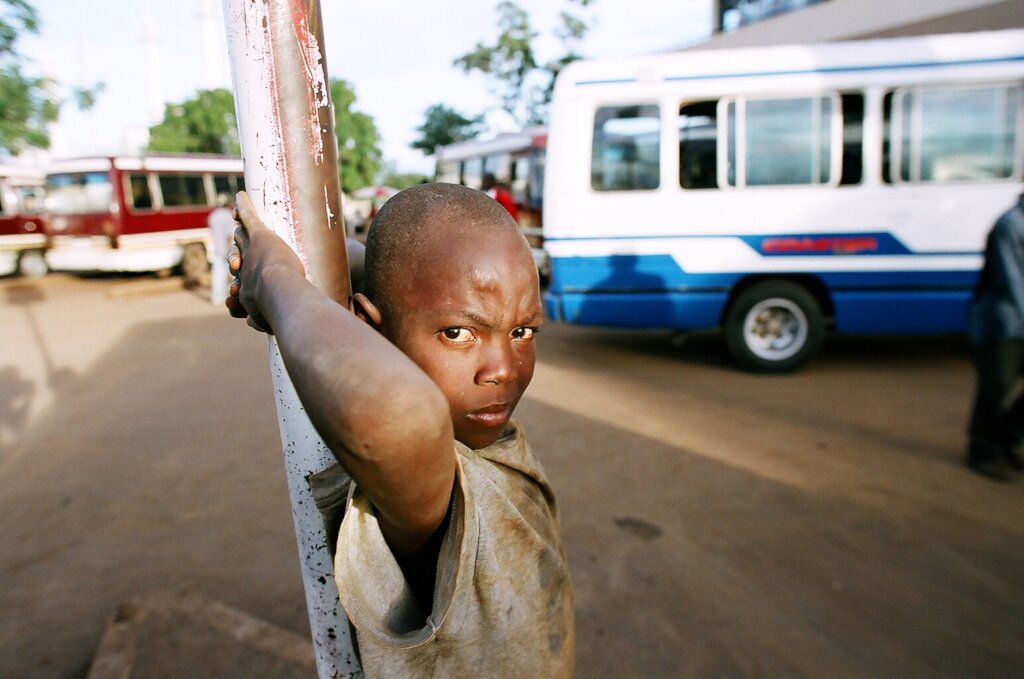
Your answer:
[356,183,542,449]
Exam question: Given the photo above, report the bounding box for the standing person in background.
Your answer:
[208,193,235,305]
[481,172,519,223]
[965,192,1024,481]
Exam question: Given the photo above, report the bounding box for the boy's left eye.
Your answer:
[511,326,536,340]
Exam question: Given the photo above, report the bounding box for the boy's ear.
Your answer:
[352,292,383,331]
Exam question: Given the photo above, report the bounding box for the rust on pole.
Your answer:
[221,1,361,676]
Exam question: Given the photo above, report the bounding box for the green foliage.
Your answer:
[147,88,239,155]
[380,166,430,190]
[72,81,105,112]
[145,80,381,193]
[0,0,59,155]
[453,0,595,127]
[331,78,382,192]
[453,1,537,125]
[0,0,36,57]
[410,104,485,155]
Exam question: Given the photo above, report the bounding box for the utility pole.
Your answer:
[221,1,361,676]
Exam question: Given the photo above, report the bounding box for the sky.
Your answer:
[20,0,713,175]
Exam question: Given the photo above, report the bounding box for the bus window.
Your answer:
[591,104,660,191]
[128,173,154,210]
[840,93,864,186]
[213,175,232,198]
[483,154,508,182]
[893,84,1019,182]
[436,159,460,184]
[46,172,113,215]
[528,149,545,210]
[214,174,245,199]
[160,174,209,207]
[882,91,894,184]
[679,101,718,189]
[462,157,483,190]
[731,96,833,186]
[511,156,529,205]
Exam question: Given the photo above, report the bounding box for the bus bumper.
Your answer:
[47,244,184,273]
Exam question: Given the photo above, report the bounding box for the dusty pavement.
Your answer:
[1,273,1022,678]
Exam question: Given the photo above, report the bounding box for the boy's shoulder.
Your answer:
[455,420,546,484]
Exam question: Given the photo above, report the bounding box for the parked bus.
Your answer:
[435,128,549,276]
[543,29,1024,372]
[0,164,47,278]
[43,154,245,282]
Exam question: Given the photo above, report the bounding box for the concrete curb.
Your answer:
[87,591,316,678]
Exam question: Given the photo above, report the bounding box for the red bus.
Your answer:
[0,164,48,278]
[43,154,244,282]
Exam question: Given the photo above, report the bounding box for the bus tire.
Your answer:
[180,243,209,288]
[17,249,48,279]
[724,280,823,373]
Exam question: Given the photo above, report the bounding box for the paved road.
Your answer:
[1,274,1022,678]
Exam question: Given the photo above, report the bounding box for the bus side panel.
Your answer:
[832,290,972,334]
[546,253,734,328]
[550,290,728,328]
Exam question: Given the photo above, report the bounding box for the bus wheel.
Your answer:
[17,249,48,279]
[724,280,823,373]
[180,243,209,288]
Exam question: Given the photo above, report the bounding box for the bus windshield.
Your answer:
[45,172,113,216]
[14,186,44,215]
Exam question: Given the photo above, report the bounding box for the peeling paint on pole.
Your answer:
[221,1,361,677]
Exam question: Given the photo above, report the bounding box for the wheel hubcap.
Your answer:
[743,297,808,361]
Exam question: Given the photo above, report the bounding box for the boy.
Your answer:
[226,183,574,676]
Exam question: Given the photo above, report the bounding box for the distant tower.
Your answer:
[143,15,165,123]
[199,0,223,90]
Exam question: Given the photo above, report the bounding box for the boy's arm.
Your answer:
[227,192,455,557]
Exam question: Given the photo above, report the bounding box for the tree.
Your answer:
[331,78,382,192]
[147,88,239,155]
[453,0,595,127]
[380,163,430,190]
[0,0,59,154]
[146,80,381,192]
[410,104,485,156]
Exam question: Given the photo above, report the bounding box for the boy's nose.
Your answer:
[476,341,516,385]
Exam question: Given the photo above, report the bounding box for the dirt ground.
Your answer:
[1,273,1022,678]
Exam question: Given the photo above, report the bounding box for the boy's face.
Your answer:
[381,225,542,449]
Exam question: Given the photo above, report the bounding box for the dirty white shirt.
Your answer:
[334,420,574,678]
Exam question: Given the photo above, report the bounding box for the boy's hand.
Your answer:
[226,191,306,333]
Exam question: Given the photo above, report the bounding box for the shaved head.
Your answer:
[363,182,526,312]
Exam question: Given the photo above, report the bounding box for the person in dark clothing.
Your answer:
[965,192,1024,481]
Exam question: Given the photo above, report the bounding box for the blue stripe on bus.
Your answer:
[574,54,1024,87]
[549,254,979,291]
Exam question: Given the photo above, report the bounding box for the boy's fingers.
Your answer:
[226,295,248,318]
[234,191,266,236]
[246,315,273,335]
[227,244,241,276]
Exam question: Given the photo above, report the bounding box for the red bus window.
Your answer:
[128,174,153,210]
[159,174,208,207]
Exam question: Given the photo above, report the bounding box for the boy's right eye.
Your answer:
[440,327,473,343]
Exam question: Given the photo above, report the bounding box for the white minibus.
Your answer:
[543,29,1024,371]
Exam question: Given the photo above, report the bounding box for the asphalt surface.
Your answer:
[1,273,1022,678]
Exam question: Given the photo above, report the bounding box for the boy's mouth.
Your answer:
[466,402,512,429]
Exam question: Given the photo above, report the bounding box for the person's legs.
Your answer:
[966,342,1018,479]
[210,256,228,305]
[997,340,1024,468]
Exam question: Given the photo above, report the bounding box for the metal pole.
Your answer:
[221,1,361,676]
